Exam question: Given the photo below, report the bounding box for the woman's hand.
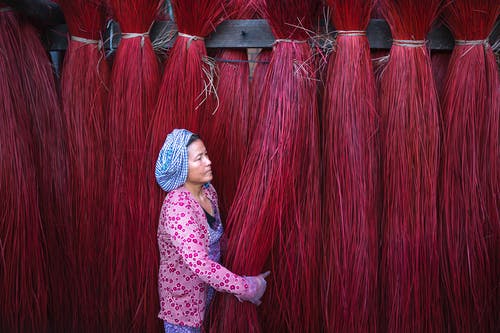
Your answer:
[238,271,271,305]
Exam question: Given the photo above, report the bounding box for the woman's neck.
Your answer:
[185,182,213,216]
[184,182,204,201]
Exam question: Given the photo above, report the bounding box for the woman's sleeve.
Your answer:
[160,193,255,299]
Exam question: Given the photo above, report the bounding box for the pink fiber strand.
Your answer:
[106,0,161,331]
[321,0,380,332]
[378,0,444,331]
[212,0,322,331]
[439,1,500,331]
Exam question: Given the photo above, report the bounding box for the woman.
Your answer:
[155,129,269,332]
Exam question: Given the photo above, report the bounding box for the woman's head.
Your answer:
[155,129,210,192]
[185,136,212,186]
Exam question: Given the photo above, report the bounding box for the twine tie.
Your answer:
[178,32,204,49]
[455,39,488,46]
[336,30,366,37]
[121,32,150,47]
[392,39,426,47]
[71,35,103,50]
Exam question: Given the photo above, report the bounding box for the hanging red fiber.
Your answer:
[199,0,255,221]
[378,0,444,331]
[106,0,161,331]
[57,0,109,330]
[151,0,227,140]
[439,1,500,332]
[211,0,322,331]
[321,1,380,332]
[223,0,271,232]
[246,0,272,147]
[371,0,384,19]
[430,50,451,99]
[247,48,271,147]
[1,4,73,332]
[0,7,48,332]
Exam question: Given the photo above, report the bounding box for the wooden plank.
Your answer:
[366,19,392,49]
[205,19,275,48]
[44,18,500,52]
[428,24,455,50]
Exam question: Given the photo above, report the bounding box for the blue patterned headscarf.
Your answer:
[155,129,194,192]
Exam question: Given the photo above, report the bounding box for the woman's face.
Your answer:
[186,139,213,185]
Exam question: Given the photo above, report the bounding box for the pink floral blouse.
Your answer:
[157,184,253,328]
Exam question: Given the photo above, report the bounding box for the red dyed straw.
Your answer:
[212,0,322,331]
[247,48,271,150]
[0,4,73,331]
[151,0,227,139]
[106,0,161,331]
[0,8,48,331]
[321,1,380,332]
[199,0,255,221]
[378,0,444,331]
[430,50,451,99]
[439,1,500,331]
[57,0,110,330]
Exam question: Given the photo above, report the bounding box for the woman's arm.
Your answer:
[159,193,257,300]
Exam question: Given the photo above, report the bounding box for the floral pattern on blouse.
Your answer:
[157,184,252,328]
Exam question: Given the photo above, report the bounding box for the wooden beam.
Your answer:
[44,18,500,52]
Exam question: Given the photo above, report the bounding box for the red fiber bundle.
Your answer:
[371,0,384,19]
[378,0,443,331]
[106,0,161,331]
[439,1,500,331]
[247,48,271,150]
[0,8,48,331]
[199,0,255,221]
[151,0,227,140]
[1,5,72,332]
[321,1,379,332]
[2,2,72,329]
[212,0,322,331]
[430,50,451,98]
[57,0,109,330]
